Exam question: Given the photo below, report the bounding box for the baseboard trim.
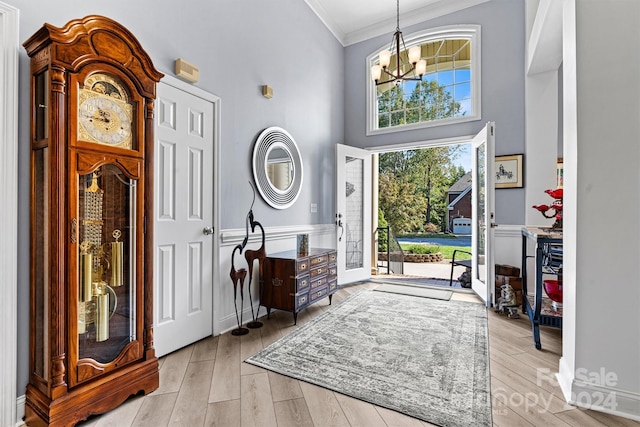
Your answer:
[15,394,24,426]
[569,380,640,421]
[217,305,272,336]
[557,357,640,421]
[557,356,574,403]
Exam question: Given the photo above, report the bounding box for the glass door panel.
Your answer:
[476,141,486,283]
[77,164,136,363]
[471,122,495,305]
[345,157,364,270]
[336,144,371,284]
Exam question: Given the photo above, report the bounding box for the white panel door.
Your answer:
[471,122,496,306]
[336,144,372,284]
[154,80,214,356]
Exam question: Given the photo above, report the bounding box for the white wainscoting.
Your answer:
[214,223,523,334]
[214,223,335,334]
[494,224,525,270]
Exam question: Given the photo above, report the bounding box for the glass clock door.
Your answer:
[77,164,137,364]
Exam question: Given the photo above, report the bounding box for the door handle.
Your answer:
[203,226,214,235]
[335,213,344,242]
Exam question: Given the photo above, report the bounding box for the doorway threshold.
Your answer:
[370,276,476,294]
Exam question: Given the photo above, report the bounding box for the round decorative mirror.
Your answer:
[267,147,294,191]
[252,127,303,209]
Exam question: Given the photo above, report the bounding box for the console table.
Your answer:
[521,227,563,349]
[261,248,337,324]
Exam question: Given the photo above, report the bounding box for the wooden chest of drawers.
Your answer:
[261,248,338,324]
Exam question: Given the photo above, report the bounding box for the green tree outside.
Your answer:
[377,79,468,235]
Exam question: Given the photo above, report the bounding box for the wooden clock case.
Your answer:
[23,15,163,426]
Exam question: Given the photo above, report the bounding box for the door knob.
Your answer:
[203,226,214,235]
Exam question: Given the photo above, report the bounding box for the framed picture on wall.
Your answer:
[556,158,564,188]
[495,154,524,188]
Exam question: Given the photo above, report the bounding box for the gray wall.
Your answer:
[344,0,526,225]
[10,0,528,399]
[8,0,343,396]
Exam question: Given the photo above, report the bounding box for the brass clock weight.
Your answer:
[77,172,124,341]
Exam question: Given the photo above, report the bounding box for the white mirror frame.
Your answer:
[252,126,303,209]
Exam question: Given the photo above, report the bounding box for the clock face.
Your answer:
[78,91,133,148]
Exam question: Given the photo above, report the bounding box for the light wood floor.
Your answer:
[76,282,638,427]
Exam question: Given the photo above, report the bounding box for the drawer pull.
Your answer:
[300,263,307,270]
[316,268,323,274]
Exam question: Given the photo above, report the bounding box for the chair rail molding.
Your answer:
[0,2,20,425]
[220,223,335,246]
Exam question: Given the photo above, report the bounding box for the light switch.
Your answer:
[310,203,317,213]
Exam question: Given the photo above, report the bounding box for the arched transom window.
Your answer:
[367,25,481,135]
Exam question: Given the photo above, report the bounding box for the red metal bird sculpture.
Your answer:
[533,189,563,230]
[545,188,563,199]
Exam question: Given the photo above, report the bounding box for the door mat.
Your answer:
[374,283,453,300]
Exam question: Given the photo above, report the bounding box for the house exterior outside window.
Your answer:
[367,25,481,135]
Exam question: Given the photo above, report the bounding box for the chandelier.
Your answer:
[371,0,427,86]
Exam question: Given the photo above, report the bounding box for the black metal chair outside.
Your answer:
[449,249,472,287]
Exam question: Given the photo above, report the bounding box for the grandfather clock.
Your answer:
[23,16,163,426]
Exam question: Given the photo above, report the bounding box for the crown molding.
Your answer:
[304,0,347,45]
[306,0,490,46]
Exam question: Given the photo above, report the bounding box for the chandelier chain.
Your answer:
[371,0,427,86]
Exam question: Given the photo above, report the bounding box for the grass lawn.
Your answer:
[400,243,471,260]
[398,233,458,239]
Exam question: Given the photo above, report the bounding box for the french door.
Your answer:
[336,144,372,284]
[471,122,496,305]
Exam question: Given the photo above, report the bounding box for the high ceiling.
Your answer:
[304,0,490,46]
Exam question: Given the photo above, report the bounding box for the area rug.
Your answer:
[245,290,491,427]
[373,283,453,300]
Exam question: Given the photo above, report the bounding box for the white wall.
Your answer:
[524,69,559,226]
[525,0,563,226]
[0,2,19,425]
[558,0,640,420]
